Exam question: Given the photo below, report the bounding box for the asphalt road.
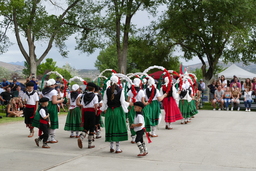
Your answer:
[1,110,256,171]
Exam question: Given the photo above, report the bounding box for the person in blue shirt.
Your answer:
[1,78,10,89]
[10,78,21,92]
[30,76,38,91]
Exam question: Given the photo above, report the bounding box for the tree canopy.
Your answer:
[157,0,256,80]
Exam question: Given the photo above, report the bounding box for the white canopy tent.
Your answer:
[218,64,256,80]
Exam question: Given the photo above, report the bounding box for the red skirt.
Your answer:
[163,97,183,123]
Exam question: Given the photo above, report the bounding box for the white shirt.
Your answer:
[23,91,39,105]
[42,89,58,101]
[39,108,47,118]
[144,88,161,101]
[134,114,144,132]
[81,92,98,108]
[127,89,145,102]
[68,93,82,109]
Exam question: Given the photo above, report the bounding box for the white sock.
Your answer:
[110,142,114,149]
[116,142,120,151]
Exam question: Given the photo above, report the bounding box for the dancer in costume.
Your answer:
[127,78,147,143]
[23,82,39,138]
[160,77,183,130]
[64,84,83,138]
[34,97,50,148]
[94,85,103,139]
[33,79,64,143]
[101,75,130,153]
[77,82,99,149]
[178,78,198,124]
[144,77,167,137]
[130,102,148,157]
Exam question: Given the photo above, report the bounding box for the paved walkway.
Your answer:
[1,110,256,171]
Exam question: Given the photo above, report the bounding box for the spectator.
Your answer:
[0,87,14,105]
[55,76,62,84]
[29,76,38,91]
[6,97,23,117]
[208,80,217,102]
[1,78,10,89]
[0,85,5,94]
[244,87,253,112]
[231,87,240,111]
[244,78,253,91]
[230,77,241,90]
[10,78,21,92]
[252,77,256,95]
[25,77,30,86]
[199,79,205,108]
[219,75,227,87]
[13,85,25,98]
[231,75,239,83]
[212,85,224,111]
[223,87,232,111]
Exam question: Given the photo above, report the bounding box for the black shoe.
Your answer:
[0,116,2,119]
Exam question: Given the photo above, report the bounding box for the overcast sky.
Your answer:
[0,3,200,70]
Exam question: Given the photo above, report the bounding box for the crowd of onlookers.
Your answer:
[0,76,72,118]
[207,75,256,111]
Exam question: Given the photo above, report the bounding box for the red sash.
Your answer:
[26,104,37,118]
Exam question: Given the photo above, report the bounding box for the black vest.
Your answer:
[106,85,122,108]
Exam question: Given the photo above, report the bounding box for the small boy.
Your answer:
[23,81,39,137]
[35,97,50,148]
[130,102,148,157]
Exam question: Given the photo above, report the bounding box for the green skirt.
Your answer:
[189,100,198,116]
[149,100,161,126]
[179,100,198,118]
[143,104,152,132]
[32,101,59,129]
[105,106,128,142]
[127,106,136,136]
[64,107,83,131]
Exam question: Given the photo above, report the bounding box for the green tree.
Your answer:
[157,0,256,81]
[37,58,57,76]
[77,0,163,74]
[1,0,93,78]
[95,37,180,73]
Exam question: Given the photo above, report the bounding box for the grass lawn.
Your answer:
[0,109,68,124]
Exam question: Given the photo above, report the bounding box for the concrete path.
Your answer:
[1,110,256,171]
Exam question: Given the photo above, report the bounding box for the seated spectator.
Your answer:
[244,87,253,112]
[252,77,256,95]
[208,80,217,103]
[212,85,224,111]
[13,85,25,98]
[231,87,240,111]
[223,87,232,111]
[219,75,227,87]
[0,87,14,105]
[6,97,24,117]
[0,85,5,94]
[230,77,241,91]
[244,78,253,92]
[231,75,240,83]
[10,78,21,92]
[1,78,10,89]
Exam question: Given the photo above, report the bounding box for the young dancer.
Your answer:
[64,84,83,138]
[77,82,98,149]
[34,97,50,148]
[23,82,39,137]
[130,101,148,157]
[33,79,64,143]
[127,78,147,143]
[101,75,129,153]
